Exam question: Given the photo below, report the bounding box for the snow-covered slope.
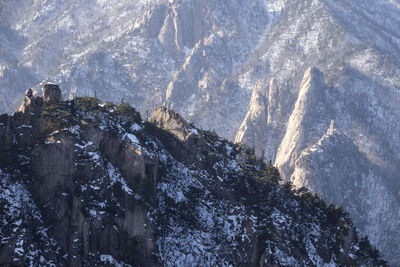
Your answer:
[1,0,400,264]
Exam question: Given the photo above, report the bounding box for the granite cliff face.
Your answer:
[1,85,158,266]
[291,122,400,264]
[0,85,386,266]
[1,0,400,264]
[275,67,332,182]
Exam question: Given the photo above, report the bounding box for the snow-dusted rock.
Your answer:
[0,91,386,266]
[1,0,400,264]
[292,122,400,265]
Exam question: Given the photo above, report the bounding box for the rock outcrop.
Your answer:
[235,80,268,157]
[149,106,195,142]
[17,83,62,117]
[42,83,62,104]
[275,67,332,181]
[17,88,43,115]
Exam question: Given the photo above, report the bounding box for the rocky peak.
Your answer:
[244,80,267,123]
[296,66,325,107]
[291,121,400,264]
[327,119,336,135]
[235,80,268,156]
[16,89,42,125]
[148,106,196,142]
[18,88,35,113]
[275,66,331,181]
[17,83,62,115]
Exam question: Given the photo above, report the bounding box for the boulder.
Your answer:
[43,83,62,104]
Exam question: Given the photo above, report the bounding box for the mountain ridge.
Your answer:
[0,84,387,266]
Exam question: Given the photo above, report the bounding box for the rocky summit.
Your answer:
[0,85,387,266]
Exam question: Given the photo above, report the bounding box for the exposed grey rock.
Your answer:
[149,106,194,142]
[17,88,42,115]
[275,67,332,181]
[1,0,400,264]
[42,83,62,104]
[291,122,400,265]
[148,106,207,166]
[235,80,268,156]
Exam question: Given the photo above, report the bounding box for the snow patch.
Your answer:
[100,254,132,267]
[107,162,133,195]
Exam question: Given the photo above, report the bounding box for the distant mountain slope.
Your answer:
[0,85,386,266]
[1,0,399,264]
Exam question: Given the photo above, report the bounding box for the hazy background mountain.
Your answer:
[1,0,399,264]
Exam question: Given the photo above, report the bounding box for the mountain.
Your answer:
[1,0,399,264]
[0,85,387,266]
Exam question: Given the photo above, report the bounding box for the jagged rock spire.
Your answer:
[275,66,331,181]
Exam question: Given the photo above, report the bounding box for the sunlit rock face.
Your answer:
[1,0,400,264]
[275,67,332,182]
